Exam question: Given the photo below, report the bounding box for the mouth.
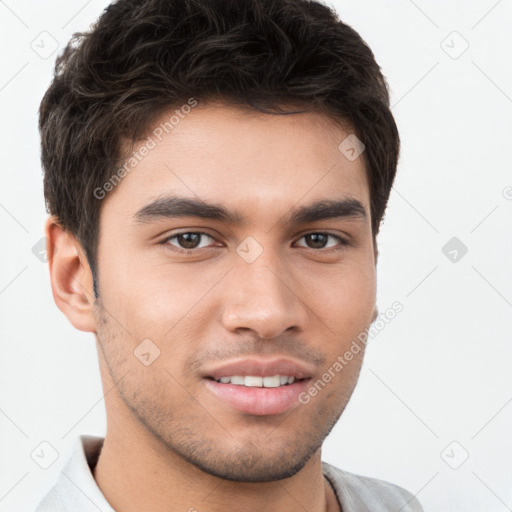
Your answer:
[209,374,301,387]
[201,357,314,416]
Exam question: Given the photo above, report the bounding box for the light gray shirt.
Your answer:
[34,435,424,511]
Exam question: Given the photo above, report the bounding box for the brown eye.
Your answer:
[304,233,328,249]
[176,233,201,249]
[164,232,215,251]
[296,232,346,250]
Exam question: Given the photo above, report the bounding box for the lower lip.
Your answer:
[203,378,310,416]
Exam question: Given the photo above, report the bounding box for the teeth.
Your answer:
[244,376,263,387]
[263,375,280,387]
[215,375,298,387]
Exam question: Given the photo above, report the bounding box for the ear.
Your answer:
[372,238,378,324]
[45,216,97,333]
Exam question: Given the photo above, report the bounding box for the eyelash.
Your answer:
[160,231,349,254]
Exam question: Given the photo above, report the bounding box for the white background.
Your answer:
[0,1,511,511]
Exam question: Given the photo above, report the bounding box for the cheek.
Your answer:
[97,249,184,325]
[97,233,376,342]
[97,253,228,358]
[303,260,376,336]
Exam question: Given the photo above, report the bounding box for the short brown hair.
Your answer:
[39,0,399,292]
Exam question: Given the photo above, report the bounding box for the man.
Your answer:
[36,0,423,510]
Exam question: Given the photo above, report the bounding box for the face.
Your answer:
[92,102,377,482]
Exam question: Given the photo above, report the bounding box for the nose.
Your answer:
[220,249,309,339]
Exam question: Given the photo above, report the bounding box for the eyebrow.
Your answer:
[134,195,367,226]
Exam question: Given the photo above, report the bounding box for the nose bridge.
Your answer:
[221,239,307,337]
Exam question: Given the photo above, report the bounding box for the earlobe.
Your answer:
[45,216,97,333]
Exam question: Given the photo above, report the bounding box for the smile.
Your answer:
[213,375,297,387]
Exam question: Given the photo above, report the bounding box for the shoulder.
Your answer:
[32,435,111,512]
[322,461,424,512]
[33,487,68,512]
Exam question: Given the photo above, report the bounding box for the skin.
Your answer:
[46,102,379,512]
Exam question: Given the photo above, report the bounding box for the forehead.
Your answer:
[106,102,370,224]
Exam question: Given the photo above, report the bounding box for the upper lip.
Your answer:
[202,357,315,381]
